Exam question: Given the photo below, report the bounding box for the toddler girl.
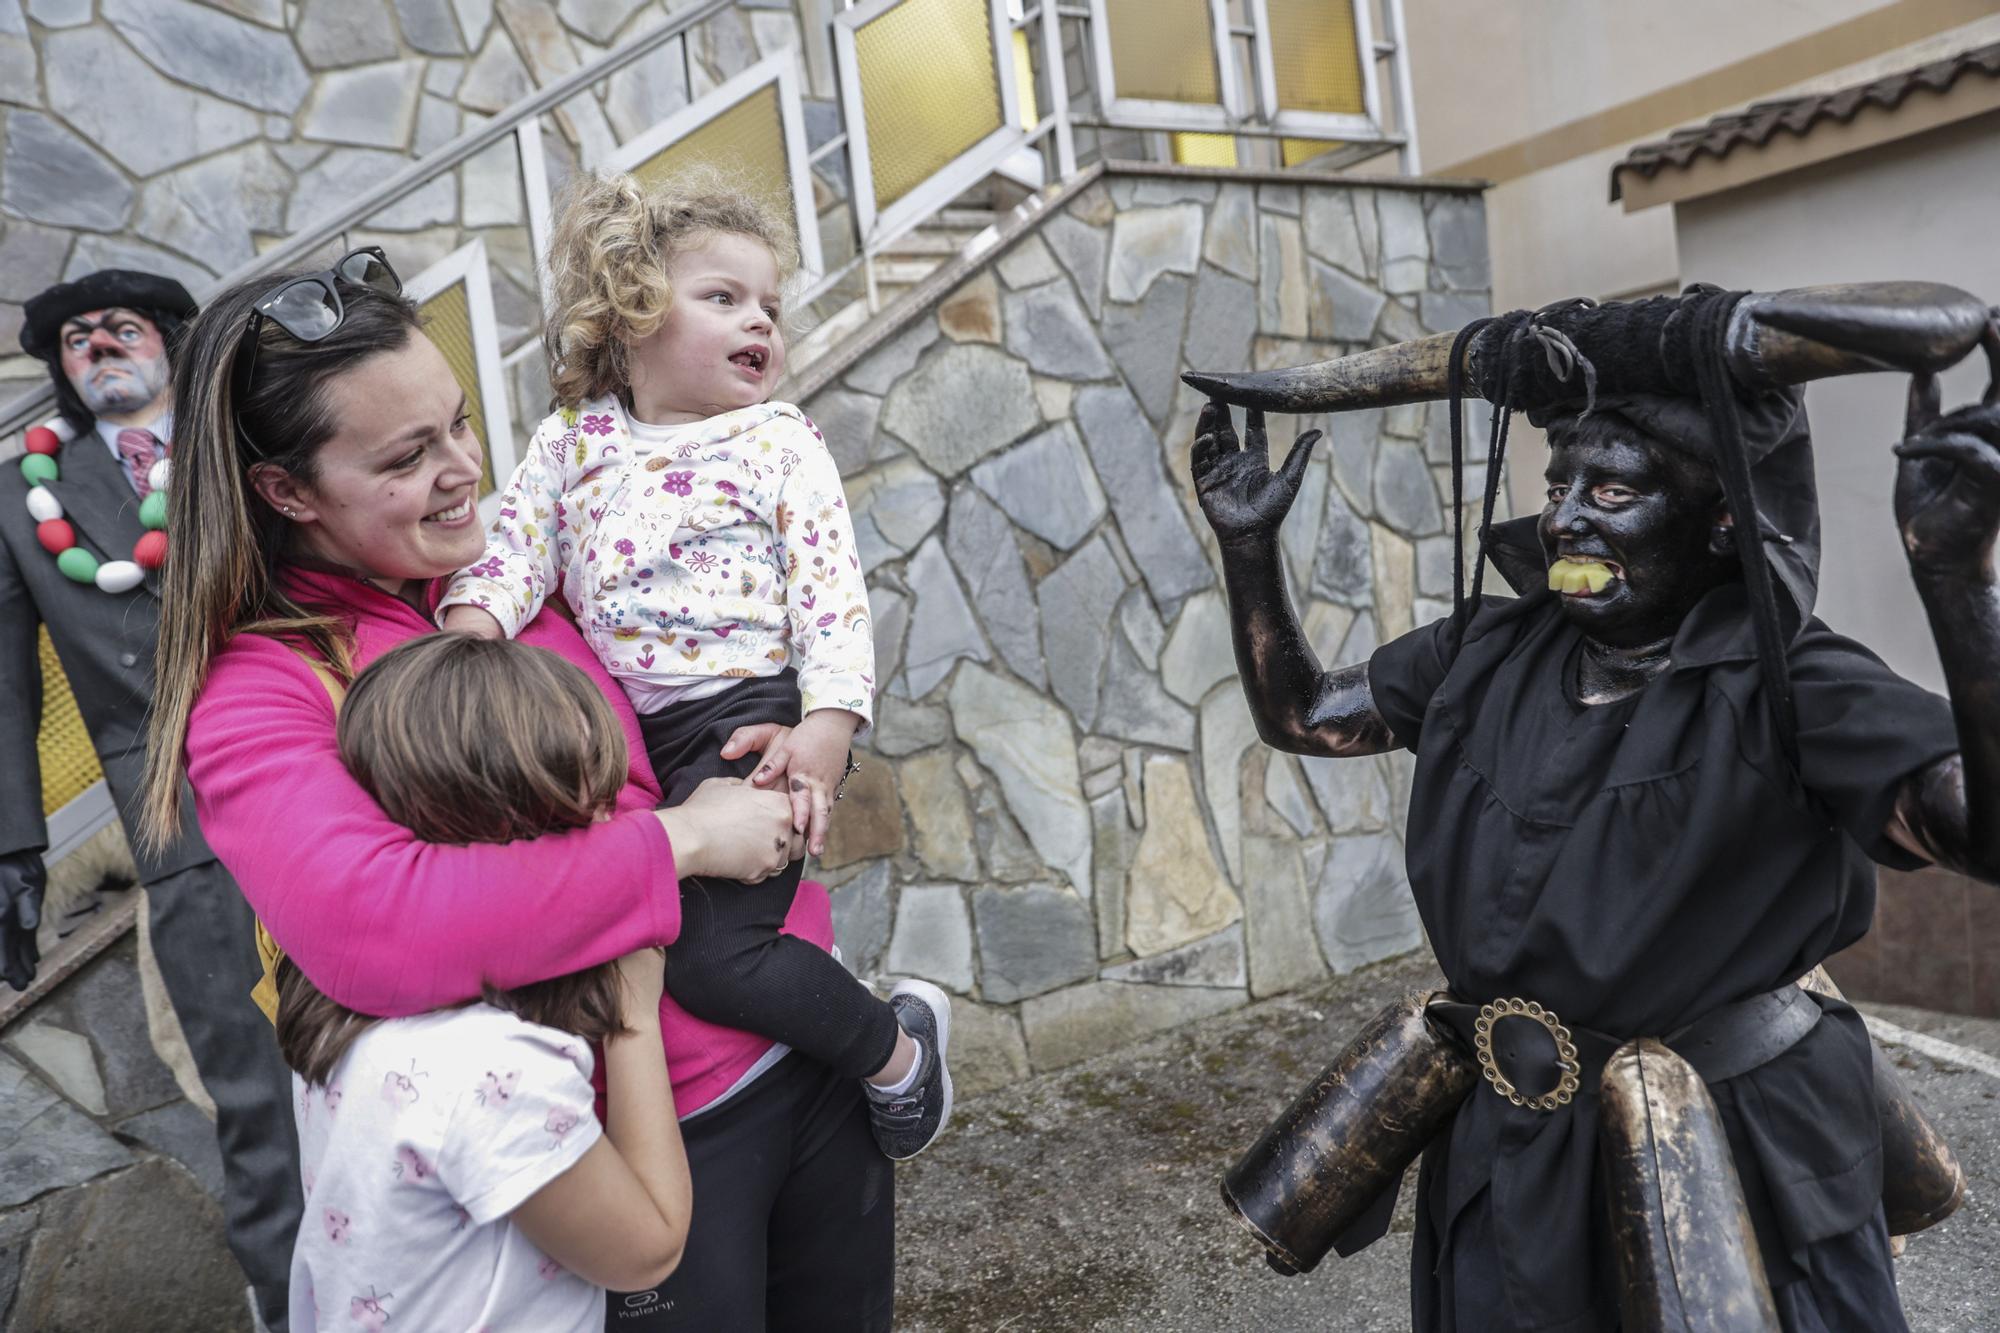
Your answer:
[439,170,952,1159]
[277,634,690,1332]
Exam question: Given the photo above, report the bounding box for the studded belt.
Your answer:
[1428,984,1822,1111]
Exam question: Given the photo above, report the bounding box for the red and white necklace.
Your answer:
[18,418,167,594]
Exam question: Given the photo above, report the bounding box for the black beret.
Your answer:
[21,269,199,361]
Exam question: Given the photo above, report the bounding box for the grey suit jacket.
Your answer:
[0,433,215,882]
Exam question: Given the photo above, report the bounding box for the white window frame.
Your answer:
[1247,0,1383,142]
[405,239,518,524]
[599,51,826,286]
[1085,0,1244,133]
[834,0,1027,250]
[1087,0,1386,143]
[45,780,117,868]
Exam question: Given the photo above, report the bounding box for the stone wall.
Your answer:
[0,0,815,411]
[0,915,251,1330]
[801,164,1496,1091]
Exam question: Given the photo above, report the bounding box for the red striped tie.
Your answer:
[116,429,161,499]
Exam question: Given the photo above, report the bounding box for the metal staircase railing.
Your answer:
[1,0,1418,442]
[0,0,735,441]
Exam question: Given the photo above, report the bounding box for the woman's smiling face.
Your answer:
[256,333,488,591]
[1538,425,1737,647]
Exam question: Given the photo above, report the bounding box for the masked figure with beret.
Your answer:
[1190,283,2000,1330]
[1,269,301,1331]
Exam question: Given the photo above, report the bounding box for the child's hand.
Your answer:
[612,948,665,1030]
[441,605,505,639]
[726,710,861,857]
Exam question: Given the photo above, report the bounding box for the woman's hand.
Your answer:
[655,777,802,883]
[1191,400,1322,550]
[613,948,665,1030]
[1897,371,2000,578]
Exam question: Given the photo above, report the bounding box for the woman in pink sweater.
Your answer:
[141,251,897,1330]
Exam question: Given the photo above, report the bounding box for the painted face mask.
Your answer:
[58,308,171,417]
[1531,411,1746,649]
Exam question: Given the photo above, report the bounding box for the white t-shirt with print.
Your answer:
[287,1003,605,1333]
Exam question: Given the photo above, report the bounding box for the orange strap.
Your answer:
[249,654,347,1026]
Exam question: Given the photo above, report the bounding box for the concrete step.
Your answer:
[787,295,874,378]
[877,230,966,258]
[934,207,999,230]
[868,256,944,286]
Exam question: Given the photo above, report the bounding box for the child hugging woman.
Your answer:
[278,634,690,1332]
[438,170,954,1162]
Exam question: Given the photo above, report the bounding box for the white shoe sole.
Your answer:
[888,978,953,1157]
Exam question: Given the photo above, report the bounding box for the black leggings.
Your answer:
[606,1054,896,1330]
[640,671,900,1080]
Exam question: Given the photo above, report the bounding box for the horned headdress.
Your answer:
[1184,282,1999,767]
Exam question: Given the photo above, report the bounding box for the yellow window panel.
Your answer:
[1266,0,1366,117]
[417,280,496,497]
[1281,137,1344,167]
[37,627,103,816]
[1173,132,1238,167]
[1105,0,1220,105]
[629,83,796,235]
[1012,28,1038,131]
[854,0,1004,214]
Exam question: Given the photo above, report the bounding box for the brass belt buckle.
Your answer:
[1473,997,1581,1111]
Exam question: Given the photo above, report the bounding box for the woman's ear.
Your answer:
[249,462,315,523]
[1708,506,1736,557]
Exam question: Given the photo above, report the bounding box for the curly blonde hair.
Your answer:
[543,167,801,407]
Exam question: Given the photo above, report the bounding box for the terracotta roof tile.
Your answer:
[1610,40,2000,200]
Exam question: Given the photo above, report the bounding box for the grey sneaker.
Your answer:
[865,979,954,1160]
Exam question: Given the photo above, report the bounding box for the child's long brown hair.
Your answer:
[278,635,636,1085]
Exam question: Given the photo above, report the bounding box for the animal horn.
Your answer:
[1180,333,1459,413]
[1726,281,1992,387]
[1181,282,1992,413]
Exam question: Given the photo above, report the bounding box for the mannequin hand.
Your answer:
[0,850,47,991]
[1191,400,1321,549]
[1896,373,2000,577]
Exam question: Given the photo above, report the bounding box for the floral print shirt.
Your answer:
[441,397,874,727]
[286,1004,605,1332]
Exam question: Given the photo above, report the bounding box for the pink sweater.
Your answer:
[185,566,833,1115]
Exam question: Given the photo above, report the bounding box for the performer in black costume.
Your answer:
[1187,284,2000,1331]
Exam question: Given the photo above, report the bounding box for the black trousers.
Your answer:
[639,671,899,1080]
[606,1054,896,1330]
[147,861,303,1332]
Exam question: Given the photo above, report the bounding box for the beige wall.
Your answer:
[1675,109,2000,692]
[1397,0,2000,513]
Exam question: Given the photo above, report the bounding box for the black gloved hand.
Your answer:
[0,849,47,991]
[1190,400,1322,549]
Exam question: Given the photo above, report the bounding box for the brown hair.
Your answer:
[139,269,426,852]
[277,635,635,1086]
[543,167,800,407]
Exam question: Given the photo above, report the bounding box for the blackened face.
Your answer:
[1538,430,1736,647]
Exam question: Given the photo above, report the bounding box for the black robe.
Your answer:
[1368,581,1958,1332]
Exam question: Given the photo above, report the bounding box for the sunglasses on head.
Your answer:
[231,247,403,424]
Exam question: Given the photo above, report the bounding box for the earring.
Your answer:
[283,506,297,517]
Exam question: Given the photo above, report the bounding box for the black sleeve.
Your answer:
[1366,613,1460,753]
[0,524,48,857]
[1789,623,1960,870]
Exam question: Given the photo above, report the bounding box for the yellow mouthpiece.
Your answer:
[1547,558,1615,595]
